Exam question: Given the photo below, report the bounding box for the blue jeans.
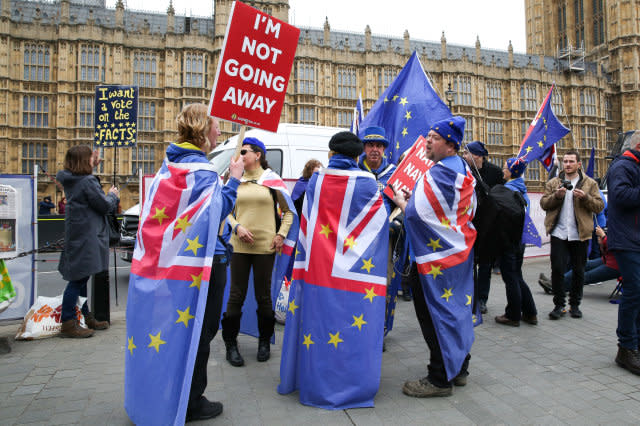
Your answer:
[500,244,537,321]
[563,258,619,292]
[612,251,640,350]
[61,277,90,322]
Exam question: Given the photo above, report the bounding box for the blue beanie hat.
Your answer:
[361,126,390,148]
[466,141,488,157]
[506,157,527,178]
[430,116,466,150]
[242,137,267,155]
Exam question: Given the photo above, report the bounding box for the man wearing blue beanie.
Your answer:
[462,140,505,315]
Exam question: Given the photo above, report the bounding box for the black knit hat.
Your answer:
[329,131,363,157]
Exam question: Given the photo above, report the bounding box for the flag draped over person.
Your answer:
[404,159,477,381]
[278,165,389,409]
[517,84,570,171]
[125,158,222,426]
[359,51,451,164]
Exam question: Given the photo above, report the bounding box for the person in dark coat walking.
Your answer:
[38,196,55,215]
[56,145,119,338]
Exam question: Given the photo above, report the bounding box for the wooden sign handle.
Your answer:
[233,126,247,160]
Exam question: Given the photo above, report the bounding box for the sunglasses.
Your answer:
[240,149,254,155]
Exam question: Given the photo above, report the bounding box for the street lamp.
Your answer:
[445,82,455,111]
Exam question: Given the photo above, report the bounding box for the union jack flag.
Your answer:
[279,167,389,409]
[125,159,222,425]
[404,158,477,381]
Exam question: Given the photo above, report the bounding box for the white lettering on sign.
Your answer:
[222,87,277,114]
[241,36,283,64]
[253,13,281,39]
[224,58,286,92]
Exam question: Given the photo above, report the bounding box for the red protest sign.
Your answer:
[208,1,300,132]
[383,136,434,199]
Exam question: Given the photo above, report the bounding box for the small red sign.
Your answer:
[383,136,434,199]
[208,1,300,132]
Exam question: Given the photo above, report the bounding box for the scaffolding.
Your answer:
[557,42,585,72]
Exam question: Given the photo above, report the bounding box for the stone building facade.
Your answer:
[0,0,621,208]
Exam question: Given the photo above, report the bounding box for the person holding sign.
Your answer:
[223,137,295,367]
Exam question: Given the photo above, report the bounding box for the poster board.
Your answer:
[94,85,139,147]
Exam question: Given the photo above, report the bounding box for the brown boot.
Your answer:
[615,345,640,375]
[60,319,94,338]
[84,312,109,330]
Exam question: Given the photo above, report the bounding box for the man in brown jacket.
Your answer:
[540,150,604,320]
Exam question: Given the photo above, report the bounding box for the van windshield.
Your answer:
[209,149,234,174]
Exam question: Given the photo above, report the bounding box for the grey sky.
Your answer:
[109,0,527,52]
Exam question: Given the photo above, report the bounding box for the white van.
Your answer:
[209,123,344,190]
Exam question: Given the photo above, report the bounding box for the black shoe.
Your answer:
[615,345,640,376]
[548,306,566,320]
[226,344,245,367]
[479,300,488,314]
[257,339,270,362]
[402,291,412,301]
[522,315,538,325]
[186,397,223,422]
[495,315,520,327]
[569,307,582,318]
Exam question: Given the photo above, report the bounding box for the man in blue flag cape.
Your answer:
[394,116,477,397]
[278,131,389,409]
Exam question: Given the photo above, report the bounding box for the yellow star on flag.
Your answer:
[175,215,192,233]
[352,314,367,331]
[303,334,314,350]
[402,127,408,137]
[344,236,357,250]
[396,141,400,149]
[175,307,195,327]
[361,258,375,273]
[363,287,377,303]
[184,236,203,256]
[189,272,202,290]
[319,224,333,238]
[427,238,442,252]
[473,314,477,324]
[384,96,389,103]
[328,332,344,348]
[148,332,166,352]
[295,247,300,257]
[526,146,533,153]
[405,110,412,120]
[127,336,136,355]
[538,141,544,148]
[399,97,409,106]
[288,299,299,315]
[543,134,547,141]
[466,295,472,306]
[152,207,170,225]
[392,95,399,101]
[441,288,453,302]
[428,265,443,279]
[441,217,450,228]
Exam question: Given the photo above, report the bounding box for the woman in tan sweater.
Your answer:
[222,137,294,367]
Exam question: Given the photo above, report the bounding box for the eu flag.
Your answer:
[585,146,596,178]
[124,159,222,425]
[359,51,451,164]
[404,160,478,381]
[517,85,570,171]
[278,166,389,409]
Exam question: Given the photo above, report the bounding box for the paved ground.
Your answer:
[1,256,640,425]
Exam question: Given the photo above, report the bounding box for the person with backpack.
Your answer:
[540,150,604,320]
[494,158,538,327]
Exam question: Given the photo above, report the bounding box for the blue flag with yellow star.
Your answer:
[404,157,478,381]
[124,159,222,425]
[278,162,389,409]
[516,85,570,170]
[359,51,451,164]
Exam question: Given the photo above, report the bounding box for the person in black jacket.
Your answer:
[462,141,505,314]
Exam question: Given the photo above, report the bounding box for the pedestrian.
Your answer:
[540,150,604,320]
[494,158,538,327]
[57,196,66,215]
[56,146,118,338]
[462,140,505,314]
[38,195,55,215]
[222,137,295,367]
[291,158,322,218]
[358,126,396,213]
[393,116,476,397]
[607,130,640,376]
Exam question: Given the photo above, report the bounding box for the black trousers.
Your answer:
[189,255,228,405]
[409,263,470,388]
[226,252,275,317]
[550,236,588,308]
